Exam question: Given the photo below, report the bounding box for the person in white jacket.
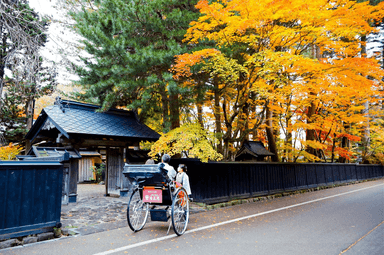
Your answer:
[160,154,176,181]
[176,164,192,197]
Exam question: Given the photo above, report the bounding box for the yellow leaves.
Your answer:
[0,143,23,160]
[202,53,248,84]
[140,141,155,151]
[367,118,384,164]
[302,140,327,151]
[299,150,322,162]
[148,123,223,162]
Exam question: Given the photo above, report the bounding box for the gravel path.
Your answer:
[60,184,205,236]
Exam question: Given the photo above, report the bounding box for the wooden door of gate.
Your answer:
[107,147,124,195]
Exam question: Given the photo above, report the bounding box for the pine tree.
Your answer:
[70,0,200,132]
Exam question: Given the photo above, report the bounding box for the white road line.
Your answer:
[94,183,384,255]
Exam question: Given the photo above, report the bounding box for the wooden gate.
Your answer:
[107,147,124,195]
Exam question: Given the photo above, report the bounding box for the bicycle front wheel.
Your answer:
[171,188,189,236]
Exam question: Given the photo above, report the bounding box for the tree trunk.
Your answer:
[213,79,223,154]
[361,100,370,163]
[240,102,249,144]
[0,78,3,109]
[284,119,292,162]
[331,133,336,163]
[169,92,181,158]
[305,98,317,157]
[24,98,35,154]
[197,103,203,126]
[222,99,231,160]
[25,98,35,130]
[196,81,204,126]
[360,36,370,164]
[0,23,5,107]
[0,65,4,109]
[160,85,169,133]
[265,103,279,162]
[169,93,180,130]
[339,123,350,163]
[306,44,321,158]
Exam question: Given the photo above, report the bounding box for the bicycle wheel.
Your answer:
[171,188,189,236]
[127,188,149,232]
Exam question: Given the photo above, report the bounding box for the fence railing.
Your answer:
[0,161,63,240]
[168,160,384,204]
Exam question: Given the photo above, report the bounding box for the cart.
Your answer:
[122,163,189,236]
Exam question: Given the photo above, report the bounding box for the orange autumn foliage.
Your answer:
[173,0,384,161]
[0,143,23,160]
[172,48,220,80]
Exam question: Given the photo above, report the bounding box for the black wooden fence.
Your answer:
[169,160,384,204]
[0,161,63,240]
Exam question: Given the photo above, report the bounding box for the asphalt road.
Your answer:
[1,180,383,255]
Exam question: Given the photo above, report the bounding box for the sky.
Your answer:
[29,0,81,85]
[29,0,56,15]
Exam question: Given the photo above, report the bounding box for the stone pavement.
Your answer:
[60,184,206,236]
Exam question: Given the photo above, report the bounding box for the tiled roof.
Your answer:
[26,99,160,140]
[31,146,81,159]
[245,141,275,156]
[235,141,274,159]
[17,146,81,160]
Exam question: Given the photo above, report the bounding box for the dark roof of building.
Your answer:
[235,141,275,160]
[16,146,81,161]
[30,146,81,158]
[25,99,160,141]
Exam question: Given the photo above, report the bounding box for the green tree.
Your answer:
[70,0,200,132]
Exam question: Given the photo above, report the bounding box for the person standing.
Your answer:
[176,164,192,197]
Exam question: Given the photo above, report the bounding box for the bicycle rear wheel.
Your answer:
[127,188,149,232]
